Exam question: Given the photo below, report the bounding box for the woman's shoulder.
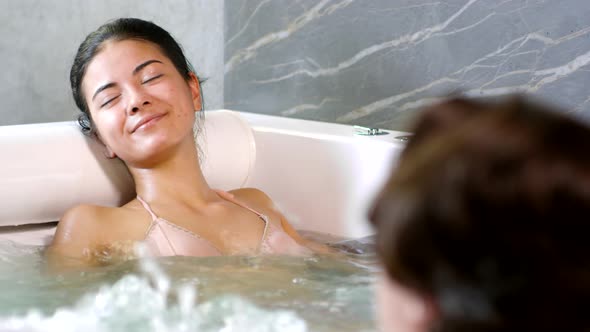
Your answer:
[53,202,146,245]
[61,203,131,224]
[226,188,275,211]
[52,205,116,244]
[225,188,334,255]
[62,203,116,219]
[47,203,146,270]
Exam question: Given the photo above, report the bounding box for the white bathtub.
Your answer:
[0,110,407,246]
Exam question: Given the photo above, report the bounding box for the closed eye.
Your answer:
[142,74,163,84]
[100,95,120,108]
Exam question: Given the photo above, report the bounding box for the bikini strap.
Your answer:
[136,195,159,221]
[213,190,265,218]
[214,189,270,244]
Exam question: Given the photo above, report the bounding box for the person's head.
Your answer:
[70,18,203,165]
[370,96,590,331]
[399,98,486,159]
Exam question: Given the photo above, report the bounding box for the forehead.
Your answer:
[82,39,168,90]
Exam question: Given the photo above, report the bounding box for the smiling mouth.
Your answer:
[133,114,166,133]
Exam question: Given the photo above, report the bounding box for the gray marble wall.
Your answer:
[225,0,590,131]
[1,0,224,126]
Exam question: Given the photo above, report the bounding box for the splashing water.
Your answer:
[0,236,379,332]
[0,274,307,332]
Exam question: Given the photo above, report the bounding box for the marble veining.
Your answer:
[225,0,355,75]
[248,0,483,84]
[225,0,590,130]
[339,29,590,123]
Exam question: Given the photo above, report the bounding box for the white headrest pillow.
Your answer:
[0,110,255,226]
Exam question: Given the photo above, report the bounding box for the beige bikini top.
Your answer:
[137,190,311,257]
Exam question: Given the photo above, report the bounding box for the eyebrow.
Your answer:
[132,59,163,76]
[91,59,164,101]
[92,82,116,101]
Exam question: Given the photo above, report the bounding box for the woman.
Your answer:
[48,18,326,265]
[370,96,590,331]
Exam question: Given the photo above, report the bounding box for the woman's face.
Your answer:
[81,39,201,166]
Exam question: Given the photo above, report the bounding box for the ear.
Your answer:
[93,132,118,159]
[187,72,202,112]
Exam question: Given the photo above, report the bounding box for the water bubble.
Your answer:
[291,278,305,285]
[176,283,197,316]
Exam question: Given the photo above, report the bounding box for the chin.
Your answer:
[120,138,172,164]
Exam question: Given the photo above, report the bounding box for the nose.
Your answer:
[127,88,152,115]
[130,100,150,113]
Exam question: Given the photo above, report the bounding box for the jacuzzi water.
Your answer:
[0,234,378,332]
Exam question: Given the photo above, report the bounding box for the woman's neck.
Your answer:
[127,139,215,207]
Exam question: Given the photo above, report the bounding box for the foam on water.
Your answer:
[0,237,378,332]
[0,274,307,332]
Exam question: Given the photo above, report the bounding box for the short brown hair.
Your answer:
[370,96,590,331]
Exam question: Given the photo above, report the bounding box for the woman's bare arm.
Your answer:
[45,205,105,271]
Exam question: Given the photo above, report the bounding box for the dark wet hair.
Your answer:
[370,96,590,331]
[70,18,203,135]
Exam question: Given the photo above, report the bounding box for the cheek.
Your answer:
[176,93,196,119]
[375,273,433,332]
[161,86,192,116]
[92,111,124,138]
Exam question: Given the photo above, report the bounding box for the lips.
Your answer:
[131,113,166,133]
